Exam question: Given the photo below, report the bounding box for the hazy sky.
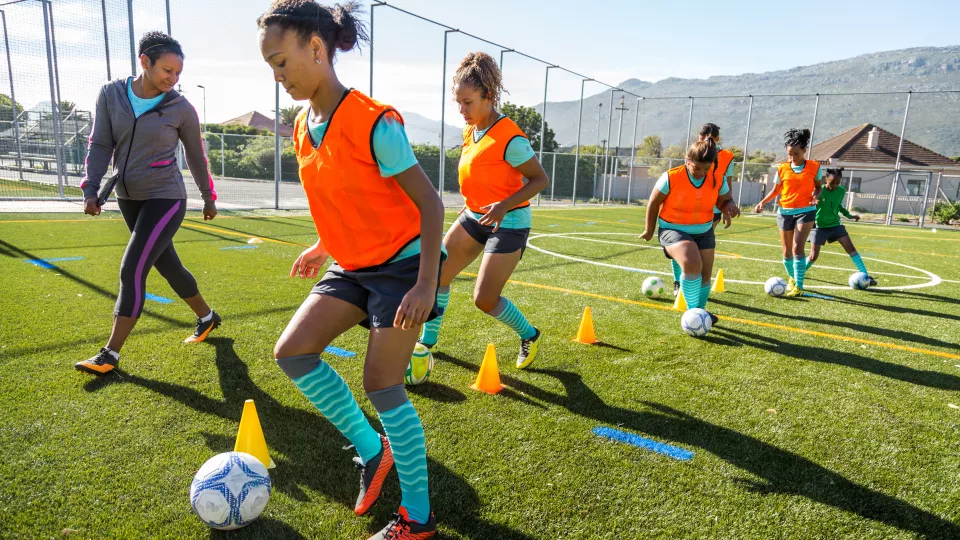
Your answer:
[5,0,958,126]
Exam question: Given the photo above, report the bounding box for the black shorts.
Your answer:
[311,252,446,329]
[658,228,716,259]
[458,211,529,256]
[810,225,849,246]
[777,210,817,230]
[713,213,722,223]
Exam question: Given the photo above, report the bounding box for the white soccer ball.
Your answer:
[190,452,271,530]
[641,276,666,297]
[849,272,871,290]
[404,343,434,385]
[764,277,787,297]
[681,308,712,337]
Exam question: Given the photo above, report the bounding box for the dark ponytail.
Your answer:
[784,128,812,149]
[687,138,719,187]
[257,0,368,59]
[825,167,845,180]
[699,122,720,140]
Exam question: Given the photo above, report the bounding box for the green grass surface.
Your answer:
[1,208,959,539]
[0,178,83,198]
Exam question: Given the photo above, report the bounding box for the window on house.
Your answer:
[840,176,862,193]
[906,178,925,196]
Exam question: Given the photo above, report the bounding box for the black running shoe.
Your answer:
[673,281,680,297]
[74,348,118,375]
[185,310,221,343]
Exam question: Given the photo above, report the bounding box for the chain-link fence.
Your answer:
[1,0,958,227]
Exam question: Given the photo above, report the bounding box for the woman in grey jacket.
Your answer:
[76,32,221,375]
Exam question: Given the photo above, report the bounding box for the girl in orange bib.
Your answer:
[754,128,823,297]
[259,2,442,538]
[418,52,549,370]
[641,139,740,321]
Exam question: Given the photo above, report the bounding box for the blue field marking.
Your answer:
[592,427,694,461]
[220,245,259,250]
[547,224,559,228]
[23,257,83,269]
[802,292,835,300]
[324,346,356,358]
[145,293,174,304]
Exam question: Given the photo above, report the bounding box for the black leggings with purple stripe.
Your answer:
[116,199,199,318]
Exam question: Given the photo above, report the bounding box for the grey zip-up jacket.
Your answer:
[81,78,217,203]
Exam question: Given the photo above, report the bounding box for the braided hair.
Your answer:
[452,52,505,107]
[784,128,812,149]
[257,0,368,60]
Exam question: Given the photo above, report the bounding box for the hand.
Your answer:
[639,229,654,242]
[722,212,732,229]
[754,203,763,214]
[290,241,329,279]
[203,200,217,221]
[394,281,436,330]
[457,205,468,216]
[853,214,861,222]
[83,197,101,216]
[478,202,507,232]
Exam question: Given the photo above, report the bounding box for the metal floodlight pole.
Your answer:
[45,1,62,110]
[628,97,641,203]
[593,101,602,198]
[197,85,207,127]
[572,78,589,206]
[127,0,136,76]
[165,0,171,35]
[368,1,384,96]
[737,96,754,207]
[41,2,64,197]
[497,49,513,115]
[886,91,912,225]
[274,82,280,210]
[613,95,627,203]
[438,29,457,199]
[918,171,933,227]
[536,65,556,207]
[684,96,694,150]
[1,10,23,181]
[550,153,556,201]
[809,93,820,157]
[100,0,111,80]
[601,89,615,203]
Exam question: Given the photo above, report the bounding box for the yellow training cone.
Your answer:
[470,344,503,394]
[574,306,599,344]
[712,270,726,293]
[673,289,687,311]
[235,399,275,469]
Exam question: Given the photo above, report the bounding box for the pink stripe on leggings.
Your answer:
[131,200,182,317]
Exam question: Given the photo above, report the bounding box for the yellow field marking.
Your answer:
[715,250,742,259]
[179,222,307,247]
[460,272,960,360]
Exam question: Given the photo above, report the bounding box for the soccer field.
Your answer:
[1,208,958,539]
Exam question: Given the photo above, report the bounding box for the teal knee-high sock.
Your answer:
[378,400,430,524]
[794,256,808,289]
[699,280,712,309]
[488,297,536,340]
[281,357,382,464]
[783,257,796,279]
[850,252,868,274]
[670,259,682,282]
[419,286,449,346]
[680,273,702,309]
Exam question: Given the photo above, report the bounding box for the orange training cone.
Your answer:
[711,269,726,293]
[470,344,503,394]
[574,306,599,344]
[673,288,688,311]
[235,399,275,469]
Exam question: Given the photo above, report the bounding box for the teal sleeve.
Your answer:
[816,167,824,181]
[773,170,782,184]
[719,177,730,196]
[654,172,670,195]
[504,136,536,167]
[372,113,418,177]
[725,160,735,178]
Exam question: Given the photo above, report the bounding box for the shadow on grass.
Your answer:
[710,297,959,352]
[705,325,960,391]
[825,291,960,323]
[84,337,532,540]
[445,360,958,539]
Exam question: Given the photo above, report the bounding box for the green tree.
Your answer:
[279,105,302,127]
[953,155,960,162]
[636,135,662,158]
[0,93,22,118]
[501,102,558,153]
[59,100,76,115]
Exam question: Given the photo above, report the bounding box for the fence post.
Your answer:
[42,2,65,197]
[601,89,615,205]
[918,171,934,228]
[438,30,456,200]
[593,101,602,200]
[368,2,384,96]
[550,152,556,201]
[220,135,224,178]
[165,0,171,35]
[127,0,136,76]
[100,0,111,80]
[572,78,588,206]
[809,93,820,154]
[627,97,640,204]
[1,11,23,181]
[274,82,280,210]
[537,66,554,207]
[737,96,753,207]
[886,91,912,225]
[684,97,694,150]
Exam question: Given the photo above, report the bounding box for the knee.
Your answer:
[473,292,500,314]
[792,245,805,257]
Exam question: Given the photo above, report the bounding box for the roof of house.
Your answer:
[810,123,957,169]
[222,111,293,137]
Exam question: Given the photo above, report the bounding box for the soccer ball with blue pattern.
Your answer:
[681,308,713,337]
[642,276,665,297]
[405,343,434,385]
[765,277,787,297]
[190,452,271,530]
[848,272,871,290]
